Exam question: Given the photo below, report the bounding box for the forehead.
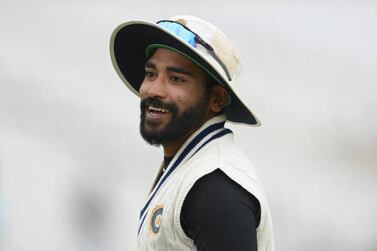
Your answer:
[146,48,205,75]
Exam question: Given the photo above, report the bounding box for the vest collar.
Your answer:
[138,114,232,234]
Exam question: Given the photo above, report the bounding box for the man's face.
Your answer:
[139,48,211,147]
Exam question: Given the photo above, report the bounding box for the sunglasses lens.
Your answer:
[158,21,197,48]
[157,20,232,82]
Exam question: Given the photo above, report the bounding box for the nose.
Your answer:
[139,76,166,99]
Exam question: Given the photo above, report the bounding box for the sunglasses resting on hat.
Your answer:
[157,20,232,82]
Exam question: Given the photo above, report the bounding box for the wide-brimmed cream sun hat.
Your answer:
[110,15,261,126]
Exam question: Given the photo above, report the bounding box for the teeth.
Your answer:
[148,106,169,113]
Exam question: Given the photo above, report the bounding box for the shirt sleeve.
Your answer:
[180,169,261,251]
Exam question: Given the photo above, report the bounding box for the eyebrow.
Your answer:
[145,62,156,69]
[166,66,193,76]
[144,61,193,77]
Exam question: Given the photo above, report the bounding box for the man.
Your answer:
[110,15,274,251]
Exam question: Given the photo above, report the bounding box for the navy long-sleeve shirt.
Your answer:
[180,169,261,251]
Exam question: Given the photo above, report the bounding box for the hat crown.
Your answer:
[168,15,243,84]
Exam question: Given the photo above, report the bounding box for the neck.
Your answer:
[162,132,192,157]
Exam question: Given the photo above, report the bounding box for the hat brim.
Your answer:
[110,21,261,126]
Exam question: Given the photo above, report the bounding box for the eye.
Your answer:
[170,76,185,83]
[145,70,157,79]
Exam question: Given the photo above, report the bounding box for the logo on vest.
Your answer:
[149,204,164,235]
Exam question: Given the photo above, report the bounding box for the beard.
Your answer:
[139,96,209,146]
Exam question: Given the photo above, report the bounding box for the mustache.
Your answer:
[140,97,178,114]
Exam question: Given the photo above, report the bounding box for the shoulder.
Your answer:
[187,132,252,169]
[183,133,261,187]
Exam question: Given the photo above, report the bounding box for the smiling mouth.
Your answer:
[148,106,170,114]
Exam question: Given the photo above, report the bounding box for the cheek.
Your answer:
[176,94,199,111]
[177,96,184,103]
[176,93,192,106]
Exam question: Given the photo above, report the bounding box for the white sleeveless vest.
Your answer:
[137,115,275,251]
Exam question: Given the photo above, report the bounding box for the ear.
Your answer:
[209,85,229,113]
